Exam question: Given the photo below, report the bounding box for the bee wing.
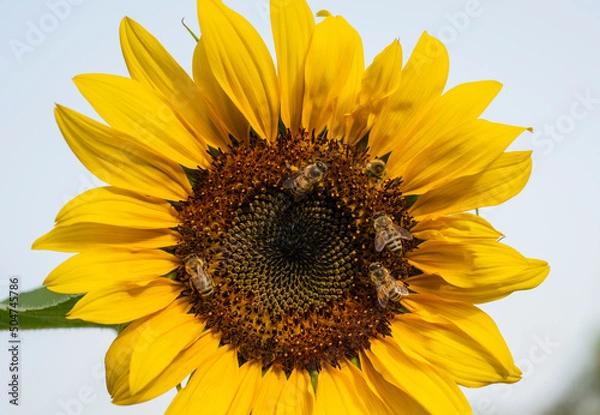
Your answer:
[395,281,409,297]
[377,289,389,308]
[283,171,302,189]
[374,232,387,252]
[393,224,414,240]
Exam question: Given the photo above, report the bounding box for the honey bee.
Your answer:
[283,161,327,201]
[373,211,413,254]
[184,254,213,300]
[365,159,386,186]
[368,262,409,308]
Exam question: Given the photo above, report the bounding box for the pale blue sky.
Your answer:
[1,0,600,414]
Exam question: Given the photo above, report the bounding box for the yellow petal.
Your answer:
[407,240,549,289]
[391,313,520,387]
[382,80,503,177]
[276,369,315,415]
[55,186,179,229]
[252,368,314,415]
[108,320,221,405]
[251,367,287,414]
[408,263,549,303]
[271,0,315,132]
[410,151,533,219]
[116,331,222,405]
[403,294,522,386]
[367,338,471,414]
[120,17,229,150]
[411,213,503,242]
[165,345,246,415]
[302,15,363,134]
[32,223,178,253]
[106,316,147,399]
[369,31,448,157]
[360,352,427,413]
[73,74,210,169]
[328,22,364,139]
[347,40,403,143]
[43,249,178,294]
[54,105,192,201]
[197,0,279,140]
[314,363,388,415]
[193,38,250,143]
[360,40,403,106]
[226,363,263,414]
[67,278,181,324]
[398,120,528,195]
[129,299,206,394]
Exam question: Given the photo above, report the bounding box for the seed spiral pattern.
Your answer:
[225,190,355,315]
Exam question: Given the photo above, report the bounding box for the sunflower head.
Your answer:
[33,0,549,413]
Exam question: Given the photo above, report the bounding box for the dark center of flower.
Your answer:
[225,190,354,314]
[175,132,415,372]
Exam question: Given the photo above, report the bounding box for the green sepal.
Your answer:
[404,194,419,207]
[310,369,319,393]
[379,151,392,164]
[0,286,113,330]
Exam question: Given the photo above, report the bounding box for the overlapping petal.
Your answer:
[407,240,549,289]
[108,318,221,405]
[403,294,521,380]
[391,312,521,387]
[347,40,403,143]
[314,362,391,415]
[398,120,529,195]
[193,38,250,143]
[271,0,315,132]
[54,105,192,201]
[383,81,504,179]
[411,213,503,242]
[67,278,181,324]
[408,264,549,303]
[360,353,427,413]
[73,74,211,169]
[302,15,363,134]
[197,0,279,140]
[32,222,179,253]
[410,151,533,219]
[43,249,178,294]
[120,17,229,150]
[366,338,471,414]
[129,299,206,394]
[54,186,179,229]
[165,346,249,414]
[369,31,449,157]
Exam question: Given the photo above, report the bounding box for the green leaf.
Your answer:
[0,286,112,330]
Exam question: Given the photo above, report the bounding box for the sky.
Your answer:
[1,0,600,414]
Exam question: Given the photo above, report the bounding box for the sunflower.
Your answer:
[33,0,549,413]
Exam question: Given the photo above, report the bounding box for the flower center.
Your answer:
[225,190,354,314]
[175,132,415,372]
